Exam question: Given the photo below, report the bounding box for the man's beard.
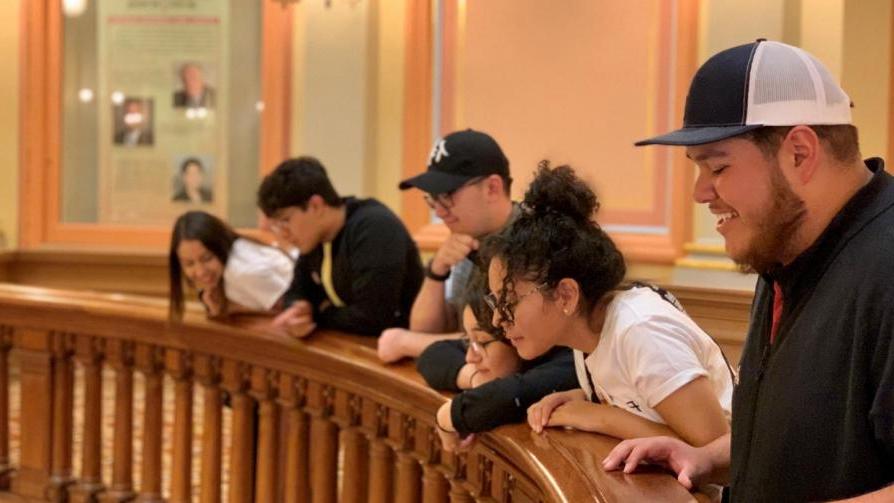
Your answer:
[734,164,807,275]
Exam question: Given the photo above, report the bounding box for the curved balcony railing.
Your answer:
[0,283,711,502]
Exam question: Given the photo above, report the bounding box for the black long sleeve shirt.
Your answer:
[283,197,424,335]
[417,340,578,436]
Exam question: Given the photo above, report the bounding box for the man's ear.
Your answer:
[785,126,820,184]
[484,174,506,199]
[555,278,581,316]
[307,194,324,213]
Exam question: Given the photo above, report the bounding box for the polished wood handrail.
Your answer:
[0,283,710,502]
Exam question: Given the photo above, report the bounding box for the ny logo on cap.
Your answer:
[428,139,449,165]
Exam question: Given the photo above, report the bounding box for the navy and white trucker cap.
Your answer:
[636,39,853,146]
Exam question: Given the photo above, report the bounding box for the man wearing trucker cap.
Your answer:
[377,130,515,363]
[603,40,894,502]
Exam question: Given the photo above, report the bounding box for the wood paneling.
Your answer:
[2,249,167,296]
[0,283,728,502]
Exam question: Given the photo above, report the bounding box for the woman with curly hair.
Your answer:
[417,272,578,451]
[483,162,734,447]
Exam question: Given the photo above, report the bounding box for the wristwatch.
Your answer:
[425,258,451,282]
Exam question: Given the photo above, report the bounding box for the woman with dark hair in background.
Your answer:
[419,272,578,451]
[172,157,213,203]
[169,210,294,320]
[484,162,734,447]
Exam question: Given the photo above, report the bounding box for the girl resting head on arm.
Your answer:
[425,272,578,452]
[482,161,734,447]
[169,210,294,321]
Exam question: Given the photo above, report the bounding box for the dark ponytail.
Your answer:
[483,161,625,323]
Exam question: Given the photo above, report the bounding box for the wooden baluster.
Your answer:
[339,394,368,503]
[391,415,421,503]
[366,404,393,503]
[0,327,13,489]
[422,464,449,503]
[12,329,57,499]
[201,388,222,502]
[474,455,494,500]
[70,336,106,502]
[195,355,223,503]
[222,360,255,503]
[99,340,136,503]
[446,452,472,503]
[395,451,422,503]
[448,484,473,503]
[278,376,309,503]
[306,382,337,503]
[250,368,279,503]
[47,332,74,499]
[135,345,164,503]
[167,349,194,503]
[420,426,448,503]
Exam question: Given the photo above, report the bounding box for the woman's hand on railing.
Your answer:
[435,400,476,453]
[527,388,587,433]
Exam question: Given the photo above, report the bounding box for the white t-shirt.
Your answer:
[223,238,295,311]
[573,285,734,424]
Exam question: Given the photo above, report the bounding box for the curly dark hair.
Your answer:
[482,161,625,325]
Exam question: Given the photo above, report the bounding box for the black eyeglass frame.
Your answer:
[422,176,488,210]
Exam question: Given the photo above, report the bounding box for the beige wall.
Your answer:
[455,0,674,230]
[290,0,406,213]
[290,0,372,198]
[0,1,20,249]
[369,0,406,212]
[842,0,892,160]
[691,0,892,250]
[0,2,889,258]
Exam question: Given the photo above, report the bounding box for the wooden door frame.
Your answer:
[19,0,292,249]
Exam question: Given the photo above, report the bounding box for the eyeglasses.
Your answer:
[423,176,486,210]
[460,335,500,356]
[485,282,548,324]
[269,208,298,234]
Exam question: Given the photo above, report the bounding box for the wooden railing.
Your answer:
[0,283,712,502]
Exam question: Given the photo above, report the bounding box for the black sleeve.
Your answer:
[871,302,894,457]
[416,340,467,391]
[316,209,417,335]
[282,252,319,308]
[450,348,580,436]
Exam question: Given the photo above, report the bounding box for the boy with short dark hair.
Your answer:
[258,156,424,337]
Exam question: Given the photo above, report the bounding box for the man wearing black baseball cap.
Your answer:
[378,129,515,363]
[603,40,894,502]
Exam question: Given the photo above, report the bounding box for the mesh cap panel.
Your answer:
[746,41,852,126]
[752,43,815,104]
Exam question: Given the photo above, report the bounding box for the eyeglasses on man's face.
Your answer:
[269,208,296,234]
[423,176,486,210]
[485,282,548,323]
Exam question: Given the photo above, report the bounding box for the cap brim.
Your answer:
[635,124,764,146]
[398,171,475,193]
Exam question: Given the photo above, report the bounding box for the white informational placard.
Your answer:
[97,0,229,224]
